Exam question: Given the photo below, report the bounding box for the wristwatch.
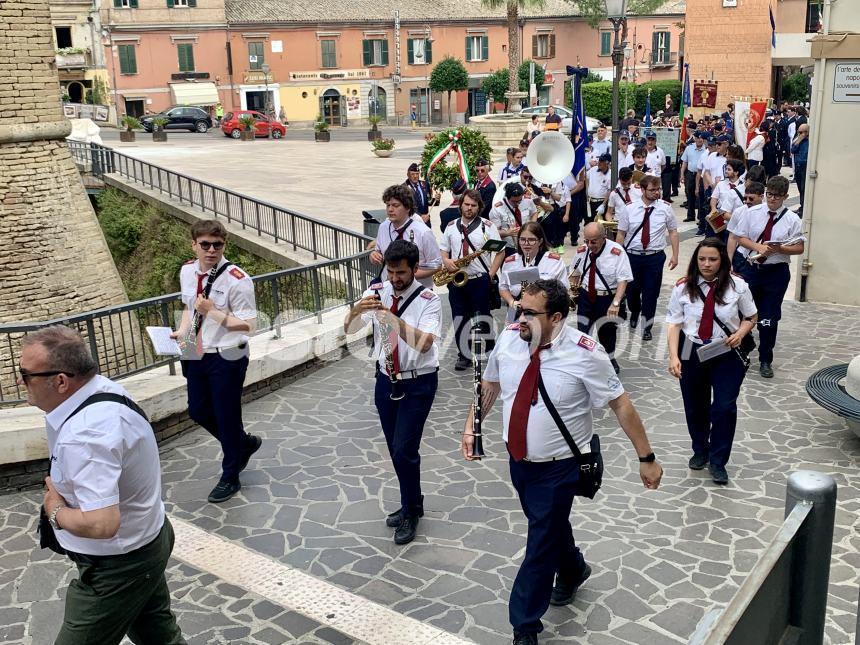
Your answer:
[638,452,656,463]
[611,301,621,308]
[49,504,64,530]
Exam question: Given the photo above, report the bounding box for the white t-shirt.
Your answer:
[646,147,667,176]
[712,178,745,215]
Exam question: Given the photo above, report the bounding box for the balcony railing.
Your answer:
[56,50,91,69]
[650,51,678,68]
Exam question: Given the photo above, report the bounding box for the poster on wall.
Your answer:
[692,81,719,108]
[346,96,361,119]
[63,104,76,118]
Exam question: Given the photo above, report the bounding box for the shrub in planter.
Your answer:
[367,114,383,141]
[314,117,330,142]
[371,138,395,157]
[152,117,168,142]
[120,115,140,143]
[238,115,256,140]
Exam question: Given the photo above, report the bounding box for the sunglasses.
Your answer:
[19,369,75,383]
[197,241,225,251]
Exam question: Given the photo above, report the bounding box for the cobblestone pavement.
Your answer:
[3,290,858,644]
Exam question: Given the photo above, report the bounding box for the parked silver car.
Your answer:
[519,105,601,136]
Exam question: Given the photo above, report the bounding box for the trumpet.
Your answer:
[434,248,488,287]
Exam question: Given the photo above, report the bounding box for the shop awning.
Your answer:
[170,82,219,107]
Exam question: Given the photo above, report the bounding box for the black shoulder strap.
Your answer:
[395,285,426,318]
[731,186,744,203]
[462,222,492,274]
[62,392,149,430]
[203,262,234,299]
[623,216,648,251]
[537,377,583,459]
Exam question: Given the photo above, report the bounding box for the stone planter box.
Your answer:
[368,130,382,141]
[152,130,167,142]
[373,149,393,158]
[315,131,331,142]
[120,130,136,143]
[240,130,256,141]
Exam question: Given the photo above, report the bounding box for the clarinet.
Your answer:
[471,322,486,459]
[372,284,404,401]
[185,264,218,350]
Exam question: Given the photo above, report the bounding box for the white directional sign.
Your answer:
[833,63,860,103]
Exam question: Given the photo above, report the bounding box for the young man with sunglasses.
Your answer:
[730,176,805,378]
[172,219,260,503]
[726,181,764,268]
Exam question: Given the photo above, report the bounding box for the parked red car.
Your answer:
[220,110,286,139]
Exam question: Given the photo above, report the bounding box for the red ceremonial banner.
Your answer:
[743,101,768,144]
[692,81,719,108]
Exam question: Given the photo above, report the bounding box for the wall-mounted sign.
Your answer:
[722,0,737,7]
[289,69,370,82]
[834,63,860,103]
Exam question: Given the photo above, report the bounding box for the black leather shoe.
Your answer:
[394,515,419,545]
[610,359,620,375]
[642,329,653,342]
[208,479,241,503]
[454,357,471,371]
[709,463,729,485]
[239,434,262,473]
[386,496,424,527]
[688,452,709,470]
[550,563,592,606]
[695,229,707,236]
[760,362,774,378]
[512,632,538,645]
[629,317,639,330]
[683,216,695,222]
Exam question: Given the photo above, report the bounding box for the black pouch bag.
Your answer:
[38,506,67,555]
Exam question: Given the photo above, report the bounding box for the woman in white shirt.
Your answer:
[665,238,757,485]
[745,129,765,167]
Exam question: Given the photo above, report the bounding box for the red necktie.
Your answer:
[587,254,598,303]
[461,228,471,257]
[641,206,653,249]
[623,188,630,204]
[761,211,777,242]
[388,296,400,375]
[729,183,736,189]
[396,225,407,240]
[507,344,551,461]
[698,280,716,341]
[194,273,206,355]
[513,206,522,227]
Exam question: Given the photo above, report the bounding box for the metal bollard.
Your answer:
[785,470,837,645]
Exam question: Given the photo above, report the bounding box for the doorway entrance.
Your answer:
[124,99,145,118]
[67,81,84,103]
[321,89,342,126]
[245,91,267,113]
[467,89,487,117]
[368,86,387,121]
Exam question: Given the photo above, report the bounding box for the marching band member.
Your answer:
[473,158,497,220]
[585,154,612,224]
[617,131,634,168]
[726,181,764,267]
[708,159,746,241]
[440,189,504,371]
[666,238,757,484]
[461,280,663,645]
[730,175,805,379]
[344,240,441,545]
[626,147,652,176]
[499,222,567,323]
[490,182,534,258]
[570,223,633,374]
[616,175,679,341]
[500,148,525,182]
[644,132,667,179]
[403,163,432,227]
[369,185,442,288]
[604,167,641,226]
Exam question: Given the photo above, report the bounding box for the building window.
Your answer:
[362,39,389,66]
[407,38,432,65]
[600,31,612,56]
[532,34,555,59]
[465,35,488,62]
[248,41,264,70]
[177,43,194,72]
[118,44,137,74]
[55,26,73,49]
[166,0,196,6]
[321,39,337,68]
[112,0,138,7]
[651,31,671,64]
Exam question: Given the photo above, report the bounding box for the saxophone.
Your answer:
[433,248,489,288]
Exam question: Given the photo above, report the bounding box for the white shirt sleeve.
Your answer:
[616,251,633,283]
[579,345,625,408]
[229,276,257,320]
[735,280,758,318]
[58,430,124,511]
[617,208,630,234]
[420,232,442,270]
[484,341,501,383]
[499,262,513,292]
[416,294,443,337]
[665,206,679,231]
[439,226,453,254]
[665,284,685,324]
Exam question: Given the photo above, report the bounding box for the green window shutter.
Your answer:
[407,38,414,65]
[651,32,659,64]
[532,35,538,58]
[362,39,371,66]
[119,45,136,74]
[465,36,471,61]
[549,34,556,58]
[129,0,138,6]
[481,36,488,60]
[166,0,174,7]
[113,0,121,6]
[187,0,196,6]
[178,44,194,72]
[381,39,388,65]
[600,32,610,56]
[425,39,432,63]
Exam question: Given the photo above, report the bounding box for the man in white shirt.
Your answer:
[590,124,612,158]
[585,154,612,223]
[617,132,634,168]
[680,131,708,223]
[605,167,641,236]
[461,280,662,645]
[23,326,185,645]
[644,132,667,178]
[709,158,746,238]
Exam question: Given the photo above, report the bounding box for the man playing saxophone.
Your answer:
[344,240,441,546]
[440,189,504,371]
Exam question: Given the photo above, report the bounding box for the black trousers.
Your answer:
[794,162,807,214]
[576,292,619,357]
[447,273,492,360]
[738,262,791,365]
[626,251,666,333]
[684,170,698,220]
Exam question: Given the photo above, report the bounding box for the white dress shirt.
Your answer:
[618,148,634,168]
[591,138,612,158]
[180,257,256,351]
[746,134,765,162]
[729,204,804,264]
[484,324,625,458]
[439,216,502,276]
[617,200,678,252]
[489,198,536,249]
[374,214,443,288]
[607,183,642,218]
[569,240,634,290]
[703,152,726,186]
[499,249,568,298]
[712,178,745,214]
[646,146,667,176]
[586,166,611,200]
[361,278,441,373]
[45,375,165,556]
[666,275,758,344]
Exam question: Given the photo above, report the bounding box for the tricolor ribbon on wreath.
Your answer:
[427,130,471,185]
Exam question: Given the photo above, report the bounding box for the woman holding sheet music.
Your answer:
[665,238,757,486]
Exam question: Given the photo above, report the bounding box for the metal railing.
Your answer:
[689,471,837,645]
[67,140,371,261]
[0,252,374,406]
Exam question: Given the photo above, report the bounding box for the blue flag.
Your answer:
[644,91,652,129]
[566,65,588,177]
[770,4,777,48]
[682,63,691,107]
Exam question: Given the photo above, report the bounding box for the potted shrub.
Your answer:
[120,115,140,143]
[367,114,383,141]
[152,117,168,142]
[238,114,256,141]
[314,117,330,142]
[371,138,395,158]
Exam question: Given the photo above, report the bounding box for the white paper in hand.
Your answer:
[146,326,182,356]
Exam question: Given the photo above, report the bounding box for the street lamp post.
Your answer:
[606,0,628,188]
[261,63,271,137]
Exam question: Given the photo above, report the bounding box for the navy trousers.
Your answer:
[447,273,492,360]
[678,336,747,467]
[182,351,250,483]
[684,171,698,220]
[374,371,437,516]
[698,185,712,231]
[576,292,619,357]
[738,262,790,364]
[509,456,587,635]
[626,251,665,333]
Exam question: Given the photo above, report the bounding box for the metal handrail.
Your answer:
[67,140,372,260]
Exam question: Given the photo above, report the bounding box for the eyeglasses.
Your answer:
[19,369,75,384]
[744,196,760,203]
[765,192,787,198]
[518,309,549,319]
[519,237,539,244]
[197,241,225,251]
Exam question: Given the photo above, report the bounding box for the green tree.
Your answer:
[429,56,469,124]
[482,69,510,111]
[518,59,546,99]
[782,72,811,103]
[480,0,547,103]
[565,0,667,27]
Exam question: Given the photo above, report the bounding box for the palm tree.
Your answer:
[481,0,546,106]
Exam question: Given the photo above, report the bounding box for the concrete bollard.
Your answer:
[785,470,837,645]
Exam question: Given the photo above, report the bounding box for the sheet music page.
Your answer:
[145,326,182,356]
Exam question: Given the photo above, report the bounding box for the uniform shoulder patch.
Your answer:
[610,247,622,255]
[676,277,687,286]
[548,252,561,260]
[504,254,518,263]
[506,323,520,330]
[420,290,435,300]
[577,335,597,351]
[184,259,195,265]
[229,267,246,280]
[577,245,586,253]
[494,201,503,207]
